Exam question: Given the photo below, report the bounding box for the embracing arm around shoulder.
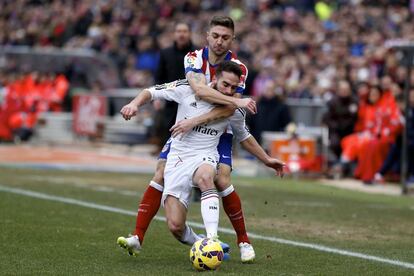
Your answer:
[186,71,257,113]
[170,105,235,138]
[186,71,238,106]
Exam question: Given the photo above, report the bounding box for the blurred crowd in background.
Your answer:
[0,72,69,141]
[0,0,414,183]
[0,0,413,96]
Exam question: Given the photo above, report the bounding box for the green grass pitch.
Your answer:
[1,167,414,275]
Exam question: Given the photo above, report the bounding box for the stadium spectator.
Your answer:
[339,85,385,177]
[0,72,69,142]
[249,80,291,144]
[152,22,196,154]
[339,83,402,182]
[1,0,412,97]
[374,89,414,184]
[353,88,402,184]
[135,36,159,75]
[322,80,359,161]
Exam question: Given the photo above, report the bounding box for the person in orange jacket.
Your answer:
[354,84,402,183]
[338,85,384,177]
[49,74,69,112]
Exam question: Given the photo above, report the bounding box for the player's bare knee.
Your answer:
[215,174,231,191]
[152,160,166,185]
[197,173,215,191]
[215,164,231,191]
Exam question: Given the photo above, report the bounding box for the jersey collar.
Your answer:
[203,47,234,67]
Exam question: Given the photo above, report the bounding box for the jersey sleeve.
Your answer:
[184,50,203,75]
[148,80,191,104]
[230,108,251,142]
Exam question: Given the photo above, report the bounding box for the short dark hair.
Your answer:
[209,16,234,32]
[174,22,191,31]
[216,61,242,79]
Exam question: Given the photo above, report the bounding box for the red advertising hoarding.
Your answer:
[73,94,106,136]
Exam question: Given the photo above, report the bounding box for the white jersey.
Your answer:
[149,80,228,157]
[229,108,252,143]
[184,47,249,135]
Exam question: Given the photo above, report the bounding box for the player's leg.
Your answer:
[216,133,251,244]
[216,133,255,262]
[193,163,220,238]
[216,164,250,245]
[117,140,171,254]
[132,138,173,243]
[132,159,165,244]
[216,164,255,263]
[164,195,199,245]
[116,159,165,256]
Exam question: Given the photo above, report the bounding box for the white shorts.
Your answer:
[162,152,218,209]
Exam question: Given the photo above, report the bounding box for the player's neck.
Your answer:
[208,50,227,66]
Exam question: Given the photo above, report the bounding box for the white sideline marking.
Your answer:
[26,175,411,211]
[1,185,413,270]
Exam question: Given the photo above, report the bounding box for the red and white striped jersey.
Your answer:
[184,47,248,94]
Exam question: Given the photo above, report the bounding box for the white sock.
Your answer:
[217,185,234,198]
[200,189,219,238]
[179,224,200,245]
[149,181,164,192]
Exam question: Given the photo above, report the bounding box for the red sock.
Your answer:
[133,182,163,244]
[222,190,250,244]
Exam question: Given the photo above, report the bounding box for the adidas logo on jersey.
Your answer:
[190,102,197,108]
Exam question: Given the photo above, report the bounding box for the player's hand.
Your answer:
[235,98,257,114]
[170,118,196,138]
[265,157,286,178]
[120,103,138,120]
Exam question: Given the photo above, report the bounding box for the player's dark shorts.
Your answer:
[216,133,233,167]
[158,133,233,167]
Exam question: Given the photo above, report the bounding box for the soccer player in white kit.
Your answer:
[120,61,243,244]
[117,16,284,262]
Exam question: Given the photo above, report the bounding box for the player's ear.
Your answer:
[211,76,218,87]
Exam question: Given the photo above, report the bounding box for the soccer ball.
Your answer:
[189,238,224,271]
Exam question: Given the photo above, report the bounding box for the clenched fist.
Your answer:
[120,103,138,120]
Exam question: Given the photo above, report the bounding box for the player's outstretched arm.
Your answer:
[120,89,152,120]
[186,71,256,114]
[240,136,285,177]
[170,106,235,138]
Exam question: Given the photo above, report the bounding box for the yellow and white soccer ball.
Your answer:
[189,238,224,271]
